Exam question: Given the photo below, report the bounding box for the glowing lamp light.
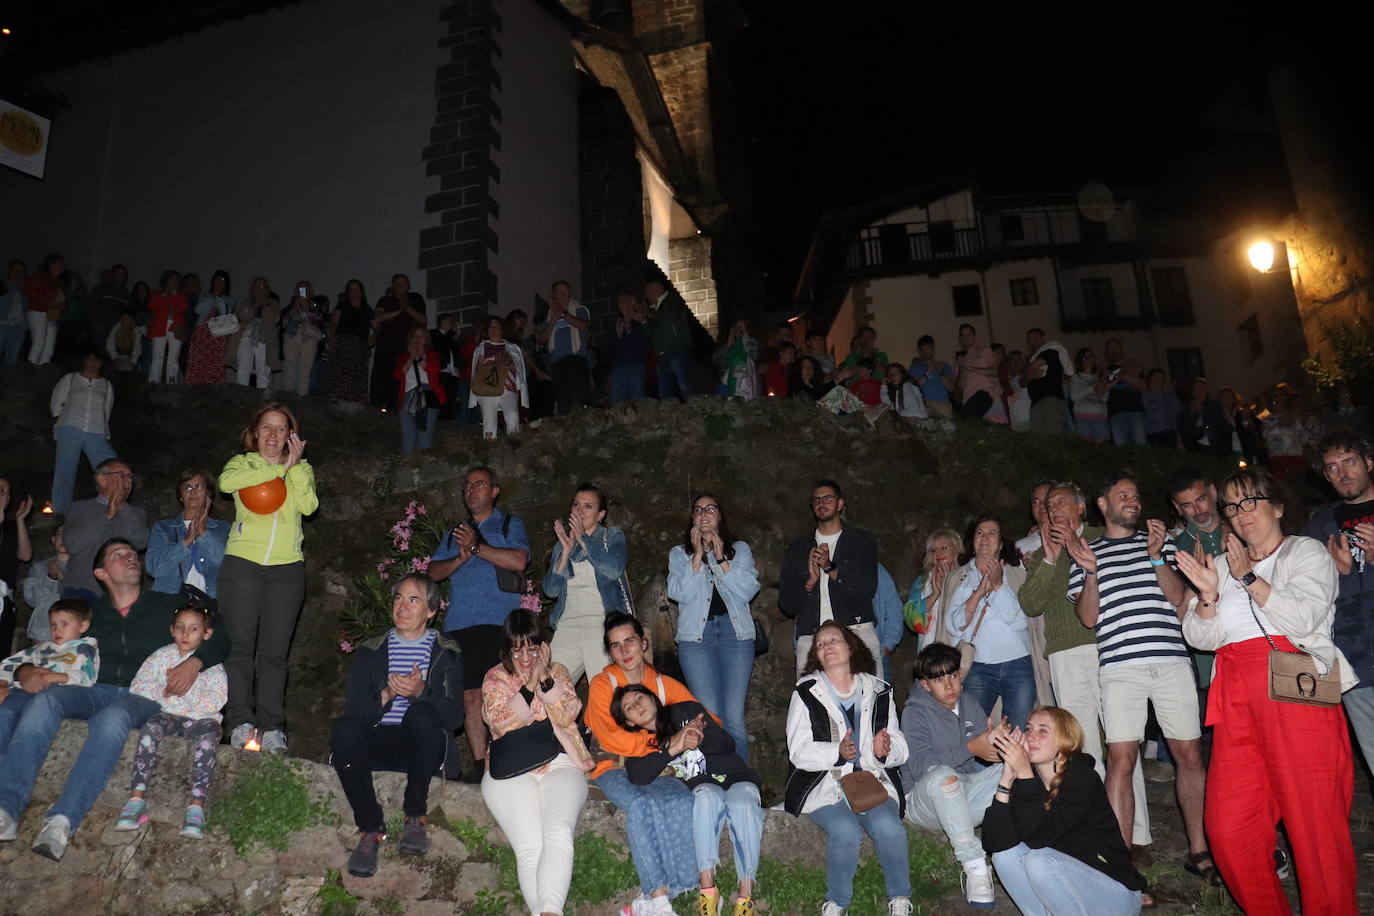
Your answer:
[1238,459,1249,469]
[1,27,12,36]
[41,501,54,514]
[1248,241,1276,273]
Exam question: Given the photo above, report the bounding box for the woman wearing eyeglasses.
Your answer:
[147,469,231,600]
[1174,468,1357,915]
[668,493,761,763]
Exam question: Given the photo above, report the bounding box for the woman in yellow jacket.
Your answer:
[218,402,318,754]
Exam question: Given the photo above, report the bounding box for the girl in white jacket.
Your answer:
[783,620,912,916]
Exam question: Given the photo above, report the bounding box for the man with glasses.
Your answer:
[779,479,879,677]
[427,466,528,781]
[61,459,147,603]
[1304,430,1374,771]
[1066,472,1212,881]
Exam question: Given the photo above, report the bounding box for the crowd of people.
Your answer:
[0,416,1370,916]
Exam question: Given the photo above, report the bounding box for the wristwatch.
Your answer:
[823,562,837,574]
[468,543,481,556]
[1238,570,1258,587]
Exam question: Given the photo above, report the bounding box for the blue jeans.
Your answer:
[1342,685,1374,776]
[676,614,755,764]
[963,655,1036,729]
[0,323,26,363]
[905,763,1004,863]
[656,350,693,403]
[1109,412,1146,447]
[992,842,1142,916]
[693,781,762,880]
[399,408,438,455]
[1075,416,1109,442]
[0,686,36,754]
[610,363,646,403]
[51,424,120,514]
[0,684,160,831]
[808,798,911,906]
[596,768,697,896]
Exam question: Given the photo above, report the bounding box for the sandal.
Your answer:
[1184,851,1221,887]
[1140,890,1156,909]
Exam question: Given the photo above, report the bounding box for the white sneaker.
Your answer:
[621,896,650,916]
[888,898,913,916]
[820,904,848,916]
[963,868,996,909]
[259,729,288,754]
[229,723,255,750]
[0,807,16,841]
[32,814,71,861]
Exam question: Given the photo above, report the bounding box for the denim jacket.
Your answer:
[668,540,760,642]
[541,525,633,627]
[147,516,231,598]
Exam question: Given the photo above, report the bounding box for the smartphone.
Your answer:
[297,285,308,298]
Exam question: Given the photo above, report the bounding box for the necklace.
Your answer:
[1247,536,1285,563]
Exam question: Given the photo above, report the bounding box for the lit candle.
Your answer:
[244,729,261,752]
[41,501,53,514]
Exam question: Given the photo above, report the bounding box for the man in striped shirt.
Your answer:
[1065,472,1212,878]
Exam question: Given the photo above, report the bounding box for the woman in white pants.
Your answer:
[469,314,528,439]
[147,269,188,383]
[481,609,592,916]
[280,282,321,396]
[25,253,65,365]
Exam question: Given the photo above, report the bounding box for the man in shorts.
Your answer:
[1066,471,1212,877]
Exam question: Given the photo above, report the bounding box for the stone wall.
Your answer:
[668,234,719,334]
[578,81,647,332]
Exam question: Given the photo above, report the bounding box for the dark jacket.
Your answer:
[625,701,761,790]
[89,589,230,687]
[778,523,878,638]
[339,627,465,778]
[1179,397,1230,454]
[1303,502,1374,686]
[981,752,1146,892]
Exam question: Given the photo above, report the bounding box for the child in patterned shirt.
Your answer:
[0,599,99,716]
[115,605,228,839]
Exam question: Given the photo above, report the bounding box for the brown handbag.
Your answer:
[836,769,888,813]
[1247,595,1341,708]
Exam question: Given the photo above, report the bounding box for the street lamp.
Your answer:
[1248,240,1276,272]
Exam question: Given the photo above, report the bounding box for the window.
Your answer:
[1238,313,1263,363]
[1009,277,1039,306]
[1151,266,1195,326]
[1167,347,1206,386]
[1000,214,1025,243]
[952,284,982,316]
[1080,277,1115,318]
[929,220,956,254]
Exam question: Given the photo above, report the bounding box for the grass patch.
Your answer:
[316,869,359,916]
[567,833,640,905]
[1140,860,1240,914]
[210,753,337,854]
[433,813,522,912]
[671,828,959,915]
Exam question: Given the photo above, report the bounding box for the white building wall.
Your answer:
[0,0,444,306]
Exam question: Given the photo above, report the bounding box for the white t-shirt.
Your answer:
[816,529,841,623]
[1216,551,1281,646]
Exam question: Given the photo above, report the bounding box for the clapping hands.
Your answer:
[990,725,1033,778]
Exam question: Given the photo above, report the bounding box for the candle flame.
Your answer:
[1238,460,1248,469]
[41,501,54,514]
[244,728,261,752]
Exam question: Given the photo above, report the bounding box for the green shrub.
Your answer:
[211,754,336,854]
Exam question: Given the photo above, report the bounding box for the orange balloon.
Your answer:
[238,476,287,515]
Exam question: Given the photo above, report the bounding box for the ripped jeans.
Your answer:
[904,762,1004,864]
[130,713,223,801]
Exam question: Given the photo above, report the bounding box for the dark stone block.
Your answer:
[419,225,457,249]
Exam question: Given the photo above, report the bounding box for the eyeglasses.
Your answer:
[510,645,542,658]
[181,483,208,493]
[461,481,491,492]
[1220,496,1274,517]
[811,494,838,506]
[691,505,720,516]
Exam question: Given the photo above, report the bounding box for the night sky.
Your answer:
[742,8,1299,303]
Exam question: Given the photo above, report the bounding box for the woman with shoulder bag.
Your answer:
[1174,467,1357,915]
[543,483,632,685]
[784,621,913,916]
[481,608,592,916]
[394,326,447,455]
[668,493,761,764]
[945,514,1034,728]
[185,270,234,384]
[469,315,528,439]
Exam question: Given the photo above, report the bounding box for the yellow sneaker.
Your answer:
[732,897,755,916]
[697,890,721,916]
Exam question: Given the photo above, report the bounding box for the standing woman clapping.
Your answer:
[668,493,761,763]
[217,403,318,755]
[543,483,632,685]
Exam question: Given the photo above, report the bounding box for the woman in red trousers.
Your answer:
[1176,467,1357,916]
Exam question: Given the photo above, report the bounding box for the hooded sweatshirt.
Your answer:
[220,451,318,566]
[899,684,988,789]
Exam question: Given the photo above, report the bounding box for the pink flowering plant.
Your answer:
[339,500,452,650]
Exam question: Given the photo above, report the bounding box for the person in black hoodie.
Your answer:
[614,686,762,916]
[330,573,464,879]
[982,706,1145,916]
